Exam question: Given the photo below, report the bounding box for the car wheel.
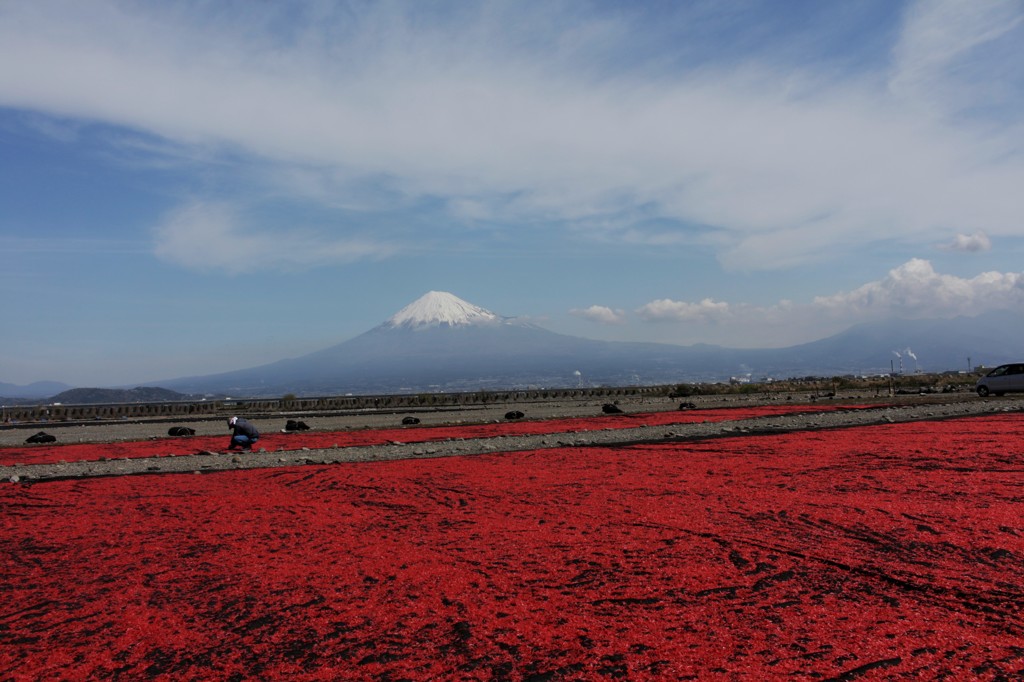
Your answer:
[977,386,990,397]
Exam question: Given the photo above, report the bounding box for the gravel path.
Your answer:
[3,392,1021,483]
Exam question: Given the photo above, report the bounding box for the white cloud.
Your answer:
[636,298,731,323]
[152,202,395,274]
[569,305,626,325]
[938,231,991,253]
[0,1,1022,271]
[813,258,1023,317]
[634,259,1024,346]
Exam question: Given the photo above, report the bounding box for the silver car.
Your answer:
[976,364,1024,397]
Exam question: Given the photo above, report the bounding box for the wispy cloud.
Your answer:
[1,1,1021,272]
[889,0,1024,114]
[152,202,396,274]
[569,305,626,325]
[14,113,82,143]
[0,236,147,254]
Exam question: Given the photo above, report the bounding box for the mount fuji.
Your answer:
[384,291,501,329]
[157,291,728,395]
[154,291,1022,397]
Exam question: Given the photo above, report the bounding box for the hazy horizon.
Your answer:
[2,1,1023,385]
[5,293,1013,392]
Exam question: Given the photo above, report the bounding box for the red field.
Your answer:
[1,404,878,466]
[1,414,1021,680]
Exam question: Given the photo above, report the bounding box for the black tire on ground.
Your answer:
[977,386,990,397]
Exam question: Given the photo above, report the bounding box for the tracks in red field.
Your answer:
[0,400,1009,482]
[2,404,873,467]
[1,413,1022,679]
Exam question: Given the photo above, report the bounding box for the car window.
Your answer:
[988,366,1009,377]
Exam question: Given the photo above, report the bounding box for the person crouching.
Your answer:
[227,416,260,451]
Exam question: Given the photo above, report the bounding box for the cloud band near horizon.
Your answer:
[568,259,1024,347]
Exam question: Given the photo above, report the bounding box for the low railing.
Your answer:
[1,386,666,425]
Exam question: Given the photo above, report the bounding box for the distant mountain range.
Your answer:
[150,292,1019,398]
[5,292,1019,402]
[0,380,72,400]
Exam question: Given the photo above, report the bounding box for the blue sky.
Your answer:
[2,0,1023,387]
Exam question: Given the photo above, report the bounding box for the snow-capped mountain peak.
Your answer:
[384,291,500,329]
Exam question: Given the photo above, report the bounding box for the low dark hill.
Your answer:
[49,387,194,405]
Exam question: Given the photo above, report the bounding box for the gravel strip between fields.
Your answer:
[3,393,1021,483]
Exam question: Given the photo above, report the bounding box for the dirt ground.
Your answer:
[3,390,1020,482]
[0,389,998,448]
